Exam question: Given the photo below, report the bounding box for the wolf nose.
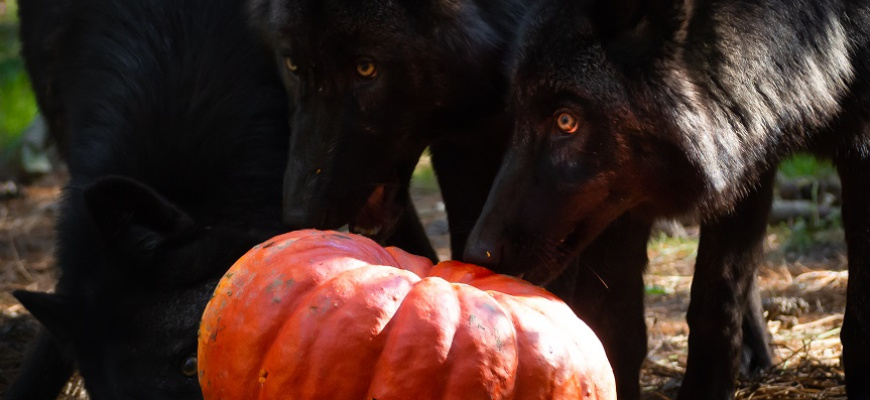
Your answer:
[282,207,318,229]
[282,205,340,230]
[463,237,503,270]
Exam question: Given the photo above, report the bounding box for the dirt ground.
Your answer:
[0,171,849,399]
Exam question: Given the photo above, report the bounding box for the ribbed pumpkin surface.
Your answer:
[198,229,615,400]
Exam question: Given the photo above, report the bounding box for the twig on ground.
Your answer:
[8,235,35,283]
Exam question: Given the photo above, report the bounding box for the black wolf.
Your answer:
[247,0,533,261]
[7,0,288,398]
[466,0,870,399]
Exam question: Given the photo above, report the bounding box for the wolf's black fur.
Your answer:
[466,0,870,399]
[8,0,288,398]
[248,0,532,261]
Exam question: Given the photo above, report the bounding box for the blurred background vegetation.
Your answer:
[1,0,39,153]
[2,0,49,189]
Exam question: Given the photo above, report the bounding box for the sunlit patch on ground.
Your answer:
[641,222,848,399]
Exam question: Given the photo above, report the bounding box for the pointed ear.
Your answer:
[592,0,676,62]
[83,176,195,257]
[13,291,81,344]
[246,0,278,43]
[592,0,648,37]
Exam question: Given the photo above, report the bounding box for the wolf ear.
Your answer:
[593,0,649,35]
[592,0,677,60]
[13,291,81,344]
[592,0,677,36]
[83,176,195,258]
[246,0,280,46]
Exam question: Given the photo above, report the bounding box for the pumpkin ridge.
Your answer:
[497,292,615,399]
[366,277,459,400]
[244,230,397,396]
[199,246,287,398]
[252,262,363,397]
[384,246,434,277]
[199,230,616,400]
[247,270,336,397]
[260,264,420,398]
[440,283,518,400]
[491,293,569,399]
[254,274,329,397]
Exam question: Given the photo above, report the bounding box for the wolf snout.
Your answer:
[463,233,505,271]
[282,205,341,230]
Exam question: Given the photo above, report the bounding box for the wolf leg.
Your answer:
[680,169,775,400]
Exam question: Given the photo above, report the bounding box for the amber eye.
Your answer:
[284,57,298,73]
[181,355,198,377]
[555,112,579,134]
[356,60,377,78]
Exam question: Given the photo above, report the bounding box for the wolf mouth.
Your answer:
[348,178,402,241]
[520,225,586,286]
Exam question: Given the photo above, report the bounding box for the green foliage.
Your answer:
[411,150,440,192]
[1,0,19,24]
[778,154,836,179]
[774,213,843,254]
[645,285,674,296]
[647,231,698,261]
[1,1,22,69]
[781,219,815,253]
[0,0,39,152]
[411,164,438,191]
[0,71,38,149]
[775,154,843,253]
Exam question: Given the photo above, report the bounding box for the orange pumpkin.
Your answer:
[198,229,616,400]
